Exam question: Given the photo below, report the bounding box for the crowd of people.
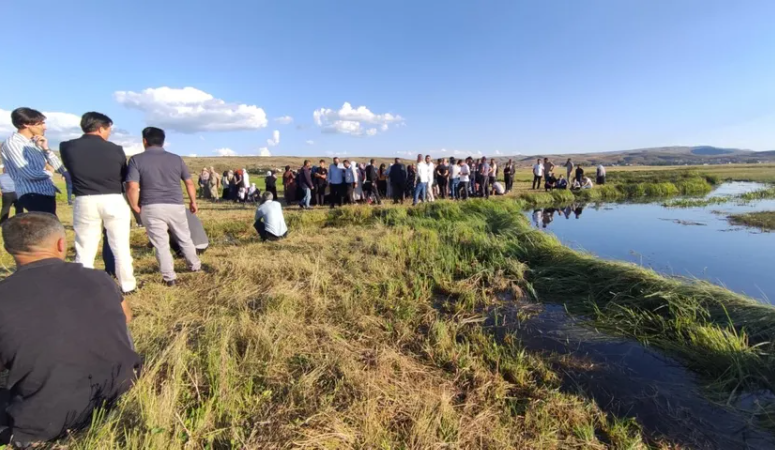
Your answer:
[0,105,616,447]
[259,154,519,209]
[531,157,606,192]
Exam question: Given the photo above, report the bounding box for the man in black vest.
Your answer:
[388,158,407,204]
[364,158,382,205]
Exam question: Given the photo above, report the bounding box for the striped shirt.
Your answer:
[0,132,63,197]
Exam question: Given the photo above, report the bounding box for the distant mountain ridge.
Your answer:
[512,146,774,166]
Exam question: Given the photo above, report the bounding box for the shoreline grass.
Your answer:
[729,211,775,231]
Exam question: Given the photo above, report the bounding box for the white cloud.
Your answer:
[0,108,81,143]
[0,108,145,156]
[266,129,280,147]
[188,153,198,158]
[495,149,503,155]
[215,147,237,157]
[305,140,315,145]
[312,102,404,137]
[258,147,271,157]
[198,135,206,141]
[114,87,268,133]
[274,116,293,125]
[112,131,144,156]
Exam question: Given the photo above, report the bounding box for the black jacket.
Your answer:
[389,163,407,184]
[365,164,379,183]
[60,135,127,196]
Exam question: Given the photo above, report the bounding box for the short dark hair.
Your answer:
[81,111,113,133]
[319,159,325,163]
[394,158,400,163]
[11,107,46,130]
[303,159,310,166]
[285,165,291,171]
[2,212,64,255]
[142,127,165,146]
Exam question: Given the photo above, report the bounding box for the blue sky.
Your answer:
[2,0,774,157]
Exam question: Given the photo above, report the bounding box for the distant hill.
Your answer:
[512,146,774,167]
[180,146,775,173]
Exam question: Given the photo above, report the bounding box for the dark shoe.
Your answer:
[165,280,177,287]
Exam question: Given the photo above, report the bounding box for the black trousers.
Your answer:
[0,192,21,224]
[480,176,490,199]
[344,184,354,204]
[597,176,606,185]
[459,181,470,200]
[437,178,448,199]
[254,220,287,241]
[532,175,542,190]
[377,180,387,198]
[18,193,57,216]
[329,183,344,208]
[391,181,405,203]
[505,174,513,192]
[363,181,381,204]
[315,184,327,206]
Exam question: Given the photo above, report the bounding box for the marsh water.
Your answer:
[527,182,775,303]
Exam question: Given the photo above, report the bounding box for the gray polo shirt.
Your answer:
[126,147,190,205]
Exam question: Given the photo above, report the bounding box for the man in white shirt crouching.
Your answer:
[254,191,288,241]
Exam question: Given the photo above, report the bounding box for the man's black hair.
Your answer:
[11,107,46,130]
[81,112,113,133]
[142,127,165,147]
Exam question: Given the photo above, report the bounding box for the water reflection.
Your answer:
[526,183,775,303]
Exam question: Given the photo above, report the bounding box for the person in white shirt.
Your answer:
[596,164,606,185]
[427,159,436,202]
[449,157,461,200]
[457,159,471,200]
[532,158,544,190]
[254,191,288,241]
[413,154,433,205]
[242,168,250,189]
[582,177,594,189]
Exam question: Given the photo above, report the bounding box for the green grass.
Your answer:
[729,211,775,231]
[4,176,775,447]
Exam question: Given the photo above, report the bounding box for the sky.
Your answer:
[1,0,774,158]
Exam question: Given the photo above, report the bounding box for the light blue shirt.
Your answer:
[0,173,15,193]
[328,163,344,184]
[254,201,288,237]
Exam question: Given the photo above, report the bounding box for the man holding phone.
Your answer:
[0,108,65,215]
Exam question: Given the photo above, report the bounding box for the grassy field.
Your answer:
[729,211,775,231]
[2,164,775,448]
[3,185,775,447]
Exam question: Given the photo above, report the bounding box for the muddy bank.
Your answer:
[485,299,775,449]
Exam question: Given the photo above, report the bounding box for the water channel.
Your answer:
[526,182,775,303]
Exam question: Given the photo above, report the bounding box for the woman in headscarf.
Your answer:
[208,166,221,202]
[198,168,210,199]
[283,165,296,205]
[405,164,416,200]
[353,162,364,202]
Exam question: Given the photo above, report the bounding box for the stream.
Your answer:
[526,182,775,303]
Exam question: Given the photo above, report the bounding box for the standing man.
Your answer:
[413,154,433,206]
[503,159,514,193]
[479,156,492,199]
[565,158,574,181]
[0,165,21,225]
[532,158,544,190]
[298,160,314,209]
[313,159,328,206]
[436,158,450,199]
[489,159,498,196]
[449,157,460,200]
[125,127,201,287]
[543,158,555,187]
[328,157,344,208]
[60,112,137,294]
[389,158,407,204]
[458,159,471,200]
[343,160,356,204]
[364,158,382,205]
[0,108,64,215]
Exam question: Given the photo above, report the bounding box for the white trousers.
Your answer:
[73,194,136,292]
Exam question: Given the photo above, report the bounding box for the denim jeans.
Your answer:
[300,187,311,208]
[413,182,427,204]
[451,179,460,200]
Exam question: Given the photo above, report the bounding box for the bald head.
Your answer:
[2,213,67,264]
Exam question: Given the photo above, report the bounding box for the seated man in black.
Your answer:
[0,213,140,447]
[544,172,557,191]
